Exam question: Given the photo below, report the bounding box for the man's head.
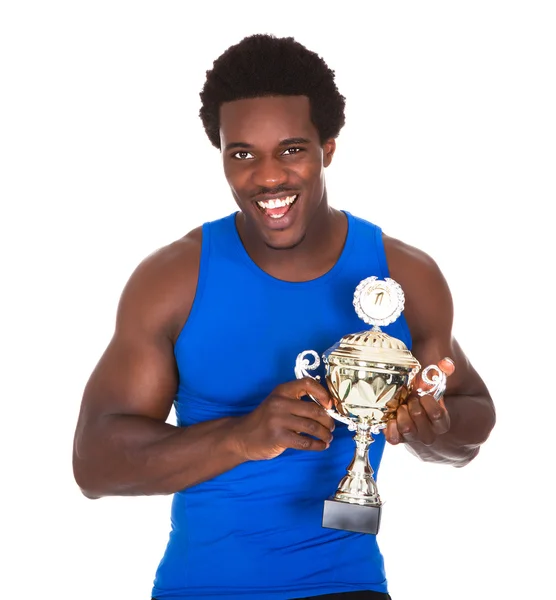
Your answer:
[199,34,346,150]
[199,35,346,250]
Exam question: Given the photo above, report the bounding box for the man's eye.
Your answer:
[233,151,254,160]
[283,147,302,156]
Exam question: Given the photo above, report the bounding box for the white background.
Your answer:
[1,1,554,599]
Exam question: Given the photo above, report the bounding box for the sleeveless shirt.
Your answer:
[151,211,412,600]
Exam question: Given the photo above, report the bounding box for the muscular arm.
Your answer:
[385,236,496,467]
[73,229,335,499]
[72,230,246,499]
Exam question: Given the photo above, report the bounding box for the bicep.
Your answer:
[406,261,487,398]
[74,233,199,433]
[78,331,178,426]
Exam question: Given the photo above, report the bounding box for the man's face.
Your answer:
[219,96,335,250]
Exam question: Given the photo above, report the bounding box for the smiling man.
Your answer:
[72,34,495,600]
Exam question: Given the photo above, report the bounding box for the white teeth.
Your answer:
[257,195,297,210]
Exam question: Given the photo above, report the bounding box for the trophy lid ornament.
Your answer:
[353,276,405,329]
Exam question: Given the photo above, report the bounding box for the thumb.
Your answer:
[438,357,455,377]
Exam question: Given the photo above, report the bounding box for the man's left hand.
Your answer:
[385,358,455,446]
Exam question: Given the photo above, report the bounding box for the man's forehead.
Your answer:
[219,95,317,147]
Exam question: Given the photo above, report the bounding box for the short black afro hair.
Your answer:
[199,34,346,149]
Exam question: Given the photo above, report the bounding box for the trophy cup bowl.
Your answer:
[295,277,447,535]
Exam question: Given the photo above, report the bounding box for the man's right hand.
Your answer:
[230,378,336,461]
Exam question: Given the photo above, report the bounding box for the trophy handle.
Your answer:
[295,350,356,430]
[415,364,448,401]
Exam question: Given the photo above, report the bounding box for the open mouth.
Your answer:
[255,195,299,220]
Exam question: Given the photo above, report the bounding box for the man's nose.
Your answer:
[252,156,288,188]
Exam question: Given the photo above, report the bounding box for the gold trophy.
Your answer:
[295,277,447,535]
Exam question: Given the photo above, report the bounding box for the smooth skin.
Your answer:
[72,96,495,500]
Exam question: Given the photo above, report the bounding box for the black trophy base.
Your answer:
[322,498,382,535]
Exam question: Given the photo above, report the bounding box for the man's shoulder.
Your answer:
[383,233,438,274]
[116,226,204,340]
[134,226,203,286]
[345,212,438,274]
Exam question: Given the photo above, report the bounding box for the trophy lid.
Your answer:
[326,329,420,369]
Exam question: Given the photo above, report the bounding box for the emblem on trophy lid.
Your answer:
[353,276,405,329]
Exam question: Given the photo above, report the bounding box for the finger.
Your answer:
[385,416,402,445]
[418,394,450,435]
[394,404,417,443]
[283,430,329,452]
[286,415,334,445]
[439,357,455,377]
[289,399,336,431]
[281,378,333,409]
[406,396,436,445]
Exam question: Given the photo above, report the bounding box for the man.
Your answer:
[72,34,495,600]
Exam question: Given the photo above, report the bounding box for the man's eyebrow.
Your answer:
[278,137,311,146]
[224,142,254,152]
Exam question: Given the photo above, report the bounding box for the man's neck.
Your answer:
[237,206,348,283]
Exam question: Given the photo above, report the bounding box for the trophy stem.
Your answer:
[334,425,381,507]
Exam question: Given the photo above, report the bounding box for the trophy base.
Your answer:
[322,498,382,535]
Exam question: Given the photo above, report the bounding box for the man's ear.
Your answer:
[323,138,336,167]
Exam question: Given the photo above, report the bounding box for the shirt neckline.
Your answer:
[228,210,355,287]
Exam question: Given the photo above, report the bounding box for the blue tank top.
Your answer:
[152,211,412,600]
